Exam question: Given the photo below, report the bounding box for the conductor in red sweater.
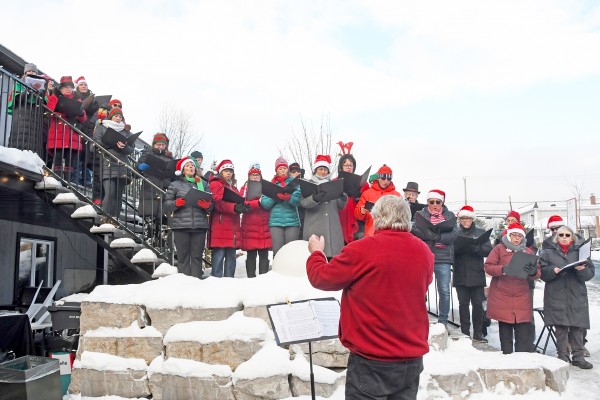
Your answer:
[307,195,434,400]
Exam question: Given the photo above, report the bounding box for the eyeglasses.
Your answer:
[428,200,442,205]
[378,174,392,180]
[342,163,354,168]
[558,233,571,238]
[459,217,472,221]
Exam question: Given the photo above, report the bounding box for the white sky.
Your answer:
[4,0,600,214]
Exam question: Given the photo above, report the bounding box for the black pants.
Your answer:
[102,179,127,218]
[245,249,269,278]
[498,321,534,354]
[173,230,206,279]
[345,353,423,400]
[555,325,586,362]
[455,285,485,337]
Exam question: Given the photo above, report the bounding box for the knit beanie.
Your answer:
[24,63,38,74]
[109,99,122,108]
[190,151,203,159]
[377,164,392,176]
[248,163,262,176]
[506,210,521,222]
[275,156,288,171]
[152,133,169,146]
[216,159,234,174]
[108,108,123,120]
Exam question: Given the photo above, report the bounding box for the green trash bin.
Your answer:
[48,351,74,395]
[0,356,61,400]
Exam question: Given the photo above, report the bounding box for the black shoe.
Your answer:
[472,336,488,343]
[572,360,593,369]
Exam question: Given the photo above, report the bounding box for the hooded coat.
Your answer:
[47,92,86,151]
[539,238,595,328]
[208,174,241,248]
[239,182,272,250]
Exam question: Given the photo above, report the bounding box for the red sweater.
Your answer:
[306,229,434,361]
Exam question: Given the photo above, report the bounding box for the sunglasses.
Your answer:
[550,227,559,232]
[428,200,442,205]
[112,104,122,108]
[378,174,392,180]
[558,233,571,238]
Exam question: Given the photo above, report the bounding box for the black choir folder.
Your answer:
[260,178,300,201]
[183,188,212,206]
[559,239,591,272]
[101,128,142,149]
[144,154,176,177]
[222,186,245,204]
[338,167,371,198]
[454,229,493,253]
[299,179,344,202]
[414,212,457,241]
[504,252,539,279]
[267,298,340,346]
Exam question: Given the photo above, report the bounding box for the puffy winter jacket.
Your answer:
[260,176,301,227]
[354,180,401,237]
[93,124,133,182]
[539,238,595,328]
[411,206,458,264]
[164,178,212,230]
[240,183,272,251]
[453,224,492,287]
[208,175,241,248]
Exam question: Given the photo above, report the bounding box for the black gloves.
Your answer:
[312,192,327,203]
[523,263,537,276]
[234,203,251,213]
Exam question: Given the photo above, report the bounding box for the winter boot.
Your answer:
[258,258,270,275]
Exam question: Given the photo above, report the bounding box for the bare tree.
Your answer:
[157,104,203,159]
[278,114,340,173]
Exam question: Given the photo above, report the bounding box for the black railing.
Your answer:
[1,66,173,264]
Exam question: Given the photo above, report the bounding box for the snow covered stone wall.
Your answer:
[68,272,571,399]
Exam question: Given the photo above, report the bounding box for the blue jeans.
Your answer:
[211,248,236,278]
[434,263,452,324]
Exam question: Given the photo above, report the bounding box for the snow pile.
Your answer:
[85,321,162,338]
[233,342,293,382]
[52,192,80,204]
[152,263,178,278]
[81,351,147,372]
[90,224,118,233]
[72,205,98,218]
[55,292,89,305]
[0,146,45,173]
[148,355,232,379]
[110,238,136,248]
[163,311,272,344]
[34,175,62,189]
[131,248,159,263]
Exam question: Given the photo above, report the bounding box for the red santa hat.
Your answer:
[75,76,87,86]
[313,154,331,172]
[216,159,235,174]
[175,157,196,176]
[427,189,446,202]
[275,156,288,171]
[506,222,526,237]
[547,215,564,229]
[457,205,476,219]
[506,210,521,222]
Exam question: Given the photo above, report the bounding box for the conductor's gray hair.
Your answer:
[553,225,574,243]
[372,195,412,232]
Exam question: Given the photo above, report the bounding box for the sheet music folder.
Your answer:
[338,167,371,198]
[144,154,175,176]
[504,252,539,279]
[298,179,344,202]
[222,186,245,204]
[267,297,340,346]
[183,188,212,205]
[559,239,591,272]
[454,229,493,253]
[101,128,142,148]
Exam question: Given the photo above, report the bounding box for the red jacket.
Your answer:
[239,183,272,251]
[307,230,434,361]
[354,181,401,237]
[484,243,540,323]
[46,93,86,151]
[208,175,241,248]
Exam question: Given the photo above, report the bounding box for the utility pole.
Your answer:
[463,177,467,204]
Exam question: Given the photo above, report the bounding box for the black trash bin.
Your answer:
[0,356,61,400]
[47,303,81,331]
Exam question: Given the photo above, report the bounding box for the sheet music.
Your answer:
[560,240,592,271]
[311,300,340,337]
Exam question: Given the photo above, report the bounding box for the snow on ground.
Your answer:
[0,146,45,173]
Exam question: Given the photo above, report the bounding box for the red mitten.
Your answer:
[197,199,211,209]
[175,198,186,207]
[245,199,260,209]
[276,193,291,201]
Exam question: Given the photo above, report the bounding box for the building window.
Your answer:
[15,234,56,303]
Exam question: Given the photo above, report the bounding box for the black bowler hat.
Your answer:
[403,181,420,194]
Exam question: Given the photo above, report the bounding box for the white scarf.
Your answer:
[102,119,125,132]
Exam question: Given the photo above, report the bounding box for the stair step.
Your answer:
[110,238,139,249]
[90,224,119,234]
[34,176,66,191]
[72,205,99,219]
[131,248,160,264]
[53,193,83,205]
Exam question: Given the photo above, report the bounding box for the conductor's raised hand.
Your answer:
[308,234,325,254]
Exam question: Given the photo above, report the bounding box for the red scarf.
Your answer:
[559,243,570,254]
[272,175,287,187]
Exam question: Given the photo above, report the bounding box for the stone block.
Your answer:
[152,372,234,400]
[166,339,263,369]
[80,301,147,332]
[76,336,117,360]
[80,368,151,398]
[233,375,292,400]
[428,324,449,351]
[243,305,271,326]
[68,366,81,394]
[478,366,546,395]
[118,336,164,364]
[430,370,483,398]
[293,339,350,368]
[147,306,242,335]
[289,374,345,398]
[542,360,570,393]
